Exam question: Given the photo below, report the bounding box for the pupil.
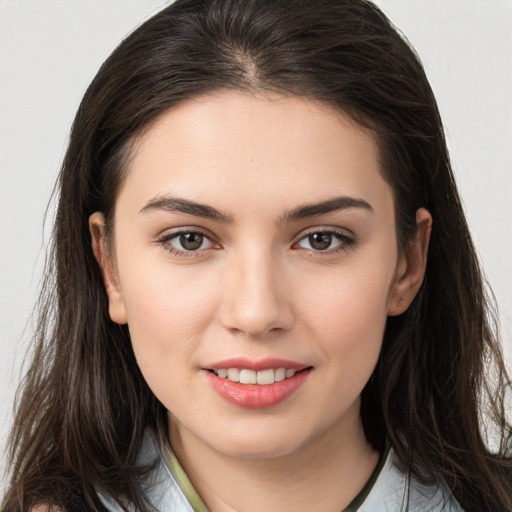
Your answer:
[180,233,203,250]
[309,233,332,250]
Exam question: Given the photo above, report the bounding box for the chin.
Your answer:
[205,423,313,460]
[217,439,302,460]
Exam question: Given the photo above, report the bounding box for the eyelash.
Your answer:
[155,228,219,259]
[293,228,356,254]
[155,227,356,258]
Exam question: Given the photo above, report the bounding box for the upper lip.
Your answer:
[205,357,309,372]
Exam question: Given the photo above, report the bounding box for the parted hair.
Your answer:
[3,1,511,511]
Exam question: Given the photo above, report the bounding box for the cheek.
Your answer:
[116,260,219,378]
[301,263,392,329]
[296,254,395,369]
[120,256,217,324]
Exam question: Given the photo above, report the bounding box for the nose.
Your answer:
[219,251,294,338]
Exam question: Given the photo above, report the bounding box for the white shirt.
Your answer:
[98,431,463,512]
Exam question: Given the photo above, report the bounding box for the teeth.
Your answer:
[226,368,240,382]
[274,368,286,382]
[257,369,274,385]
[214,367,300,385]
[240,369,257,384]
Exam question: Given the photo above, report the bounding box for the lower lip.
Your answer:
[205,369,310,409]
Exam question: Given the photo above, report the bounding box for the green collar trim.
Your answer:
[344,447,389,511]
[161,441,388,512]
[162,445,210,512]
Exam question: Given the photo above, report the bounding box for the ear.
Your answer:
[388,208,432,316]
[89,212,128,324]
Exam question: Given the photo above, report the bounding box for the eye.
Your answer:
[157,229,217,254]
[173,232,212,251]
[296,229,354,252]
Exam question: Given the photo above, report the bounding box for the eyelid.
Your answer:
[292,226,356,252]
[155,226,221,257]
[296,225,354,238]
[154,225,355,257]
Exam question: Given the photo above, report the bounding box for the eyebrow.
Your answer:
[280,196,374,222]
[140,196,234,223]
[139,195,373,223]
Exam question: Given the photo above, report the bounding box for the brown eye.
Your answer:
[308,233,332,251]
[179,232,204,251]
[297,229,354,252]
[161,230,215,253]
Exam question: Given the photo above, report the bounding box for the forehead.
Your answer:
[117,91,392,220]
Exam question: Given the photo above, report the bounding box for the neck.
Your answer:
[169,401,380,512]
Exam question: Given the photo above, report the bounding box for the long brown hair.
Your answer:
[3,1,511,510]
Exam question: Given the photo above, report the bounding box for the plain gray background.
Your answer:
[1,0,511,490]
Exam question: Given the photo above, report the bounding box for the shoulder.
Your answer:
[359,449,464,512]
[97,429,194,512]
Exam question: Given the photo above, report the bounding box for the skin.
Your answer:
[90,91,431,512]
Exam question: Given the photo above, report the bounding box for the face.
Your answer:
[91,91,430,460]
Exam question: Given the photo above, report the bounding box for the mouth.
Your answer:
[204,359,312,409]
[207,367,309,385]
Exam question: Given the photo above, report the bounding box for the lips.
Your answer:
[204,358,311,409]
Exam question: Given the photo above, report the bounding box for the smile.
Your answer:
[210,368,298,385]
[205,364,312,409]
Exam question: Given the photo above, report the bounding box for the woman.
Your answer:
[3,0,511,511]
